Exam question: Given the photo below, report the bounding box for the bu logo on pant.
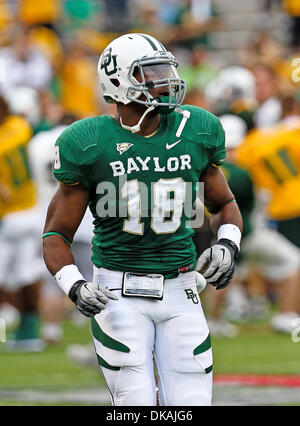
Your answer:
[184,289,199,304]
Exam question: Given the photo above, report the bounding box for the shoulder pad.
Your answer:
[55,116,111,165]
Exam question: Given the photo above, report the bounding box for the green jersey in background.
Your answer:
[221,162,254,238]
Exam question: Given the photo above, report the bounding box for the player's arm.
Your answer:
[202,165,243,235]
[43,183,87,272]
[43,183,118,317]
[197,165,243,290]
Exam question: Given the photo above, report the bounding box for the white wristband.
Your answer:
[217,224,241,251]
[54,264,85,296]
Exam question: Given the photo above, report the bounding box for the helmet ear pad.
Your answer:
[126,73,146,102]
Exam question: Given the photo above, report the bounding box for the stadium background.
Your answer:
[0,0,300,406]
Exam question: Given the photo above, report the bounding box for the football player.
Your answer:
[236,94,300,332]
[43,33,243,406]
[0,95,44,351]
[210,114,300,333]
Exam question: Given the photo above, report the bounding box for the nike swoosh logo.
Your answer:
[166,139,182,150]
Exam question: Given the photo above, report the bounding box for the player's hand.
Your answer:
[196,239,238,290]
[68,280,119,317]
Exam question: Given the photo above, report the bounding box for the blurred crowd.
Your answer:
[0,0,300,360]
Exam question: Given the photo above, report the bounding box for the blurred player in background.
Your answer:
[28,113,94,344]
[252,63,282,129]
[59,37,102,118]
[0,26,53,94]
[207,113,300,335]
[204,114,252,336]
[0,94,44,352]
[236,93,300,332]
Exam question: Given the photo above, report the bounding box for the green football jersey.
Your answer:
[53,105,225,277]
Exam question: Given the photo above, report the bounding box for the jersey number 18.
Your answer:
[121,178,186,235]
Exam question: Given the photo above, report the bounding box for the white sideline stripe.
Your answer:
[0,387,110,405]
[216,360,300,371]
[1,386,300,405]
[213,386,300,406]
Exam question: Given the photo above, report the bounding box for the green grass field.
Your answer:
[0,321,100,391]
[212,323,300,375]
[0,319,299,405]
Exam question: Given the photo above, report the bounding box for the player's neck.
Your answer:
[115,104,161,137]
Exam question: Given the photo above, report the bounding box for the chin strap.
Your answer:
[119,104,191,135]
[120,105,156,134]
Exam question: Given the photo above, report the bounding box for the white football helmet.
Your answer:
[219,114,247,149]
[5,86,41,126]
[97,33,186,112]
[205,66,255,107]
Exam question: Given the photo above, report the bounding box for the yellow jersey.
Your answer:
[60,57,101,118]
[284,0,300,16]
[18,0,61,25]
[0,2,13,31]
[29,26,64,69]
[236,120,300,220]
[0,116,36,219]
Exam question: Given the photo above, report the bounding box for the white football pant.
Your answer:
[239,228,300,282]
[0,207,43,289]
[92,267,213,406]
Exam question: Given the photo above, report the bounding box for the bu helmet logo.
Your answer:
[101,48,118,76]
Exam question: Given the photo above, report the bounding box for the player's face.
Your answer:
[254,67,277,104]
[134,63,180,99]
